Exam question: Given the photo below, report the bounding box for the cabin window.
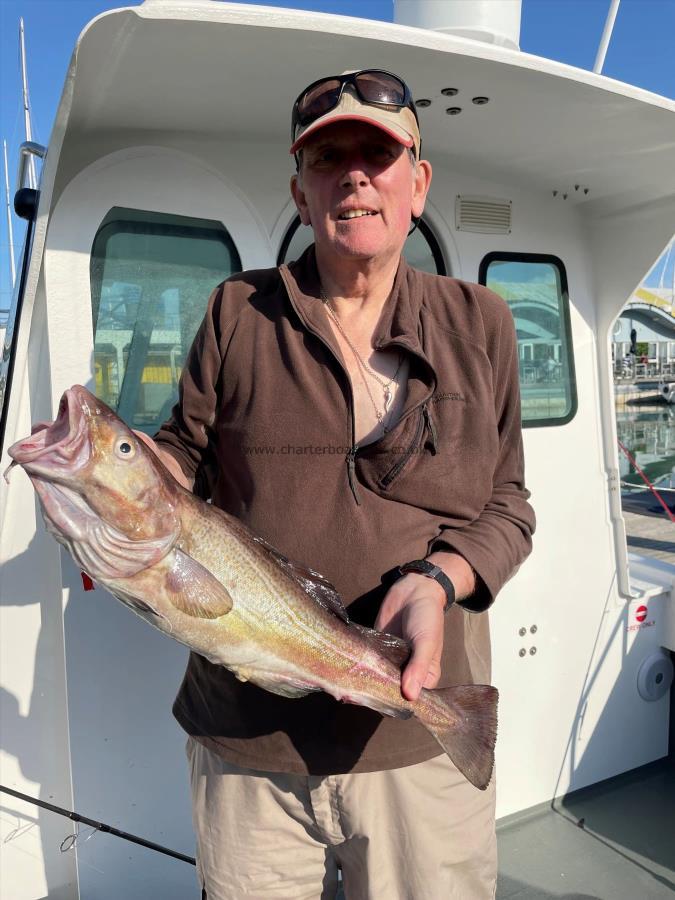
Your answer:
[90,208,241,434]
[277,215,447,275]
[479,252,577,426]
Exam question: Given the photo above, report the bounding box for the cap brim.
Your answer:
[291,114,414,155]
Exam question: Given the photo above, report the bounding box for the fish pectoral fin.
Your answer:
[162,549,234,619]
[252,536,350,624]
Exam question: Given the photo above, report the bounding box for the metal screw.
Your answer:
[441,87,458,96]
[519,627,527,636]
[519,648,526,657]
[552,190,558,197]
[530,625,537,634]
[445,107,462,115]
[416,98,431,108]
[529,647,537,655]
[472,96,489,105]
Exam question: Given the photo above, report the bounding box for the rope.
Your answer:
[621,480,675,493]
[617,440,675,523]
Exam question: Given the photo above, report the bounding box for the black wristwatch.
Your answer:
[397,559,456,612]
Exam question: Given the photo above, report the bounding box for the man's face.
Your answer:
[290,121,431,266]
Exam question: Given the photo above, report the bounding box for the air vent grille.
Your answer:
[455,195,512,234]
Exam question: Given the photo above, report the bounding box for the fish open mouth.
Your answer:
[6,387,91,479]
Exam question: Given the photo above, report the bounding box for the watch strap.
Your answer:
[397,559,456,612]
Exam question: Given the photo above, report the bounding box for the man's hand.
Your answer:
[374,573,445,703]
[374,551,476,703]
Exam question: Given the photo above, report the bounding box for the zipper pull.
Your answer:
[423,403,438,455]
[346,446,361,505]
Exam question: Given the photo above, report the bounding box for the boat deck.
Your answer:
[332,759,675,900]
[496,758,675,899]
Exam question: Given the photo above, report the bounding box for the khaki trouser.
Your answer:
[186,736,497,900]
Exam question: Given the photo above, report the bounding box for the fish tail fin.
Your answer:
[421,684,498,791]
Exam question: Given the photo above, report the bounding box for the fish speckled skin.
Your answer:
[7,385,498,789]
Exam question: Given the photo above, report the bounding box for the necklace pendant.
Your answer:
[383,386,391,411]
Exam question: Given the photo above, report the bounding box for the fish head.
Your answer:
[7,385,180,578]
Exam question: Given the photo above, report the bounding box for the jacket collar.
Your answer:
[280,244,427,359]
[279,244,437,414]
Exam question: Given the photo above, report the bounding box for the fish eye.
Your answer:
[115,438,136,460]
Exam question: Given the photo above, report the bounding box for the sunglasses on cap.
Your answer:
[291,69,420,140]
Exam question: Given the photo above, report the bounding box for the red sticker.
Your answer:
[635,605,648,623]
[81,572,95,591]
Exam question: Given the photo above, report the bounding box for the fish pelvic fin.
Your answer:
[244,671,320,699]
[421,684,498,791]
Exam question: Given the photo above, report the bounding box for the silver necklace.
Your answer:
[320,288,404,431]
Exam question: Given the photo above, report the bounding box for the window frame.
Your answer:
[478,251,578,428]
[277,214,447,276]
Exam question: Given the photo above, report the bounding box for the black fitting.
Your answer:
[14,188,39,222]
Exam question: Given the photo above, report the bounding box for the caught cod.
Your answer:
[7,385,498,789]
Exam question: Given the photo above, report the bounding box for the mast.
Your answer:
[2,139,15,293]
[19,17,37,189]
[593,0,621,74]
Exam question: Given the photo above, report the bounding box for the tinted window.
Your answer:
[479,253,576,426]
[90,208,241,433]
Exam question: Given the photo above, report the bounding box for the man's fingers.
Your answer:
[401,633,438,702]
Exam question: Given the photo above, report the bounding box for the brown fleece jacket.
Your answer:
[155,245,535,774]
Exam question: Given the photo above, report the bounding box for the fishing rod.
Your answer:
[0,784,196,865]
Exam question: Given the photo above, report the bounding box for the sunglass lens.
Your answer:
[356,72,406,105]
[297,79,343,125]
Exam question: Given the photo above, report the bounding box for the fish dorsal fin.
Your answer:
[163,549,233,619]
[252,536,350,624]
[353,625,412,669]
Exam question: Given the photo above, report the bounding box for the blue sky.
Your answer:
[1,0,674,316]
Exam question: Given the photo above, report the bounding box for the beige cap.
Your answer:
[290,84,420,160]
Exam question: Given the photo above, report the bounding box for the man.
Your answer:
[144,69,535,899]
